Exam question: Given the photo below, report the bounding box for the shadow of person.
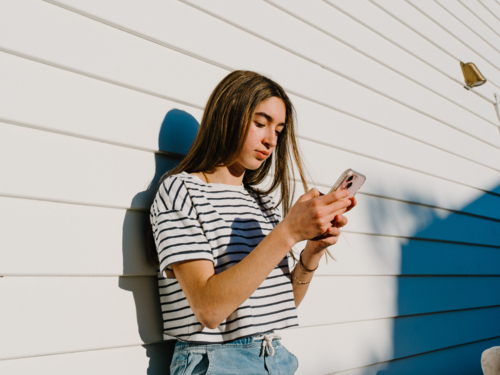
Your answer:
[120,109,200,374]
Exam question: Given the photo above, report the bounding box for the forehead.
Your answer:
[254,97,286,124]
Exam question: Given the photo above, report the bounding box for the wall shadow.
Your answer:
[120,109,199,374]
[370,187,500,375]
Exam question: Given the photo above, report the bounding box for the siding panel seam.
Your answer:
[263,0,497,114]
[322,0,495,103]
[42,0,500,150]
[402,0,500,76]
[327,334,500,375]
[0,341,167,362]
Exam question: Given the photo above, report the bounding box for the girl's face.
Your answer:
[234,96,286,172]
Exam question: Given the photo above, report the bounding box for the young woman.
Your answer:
[148,70,356,374]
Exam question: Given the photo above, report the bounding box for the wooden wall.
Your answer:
[1,0,500,374]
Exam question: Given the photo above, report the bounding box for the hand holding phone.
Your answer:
[309,169,365,241]
[284,169,365,243]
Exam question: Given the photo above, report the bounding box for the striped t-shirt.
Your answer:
[150,171,298,343]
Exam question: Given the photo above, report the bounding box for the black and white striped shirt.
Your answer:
[150,171,298,343]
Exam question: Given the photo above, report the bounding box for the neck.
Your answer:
[208,165,245,186]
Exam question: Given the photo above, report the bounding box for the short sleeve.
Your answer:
[150,176,213,275]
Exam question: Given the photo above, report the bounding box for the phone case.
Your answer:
[328,169,366,198]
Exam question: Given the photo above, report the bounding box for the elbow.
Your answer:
[194,307,223,330]
[202,320,220,330]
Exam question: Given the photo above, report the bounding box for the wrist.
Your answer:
[301,243,325,270]
[297,249,318,272]
[275,219,299,249]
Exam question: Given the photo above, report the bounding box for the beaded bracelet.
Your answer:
[291,270,311,285]
[299,250,318,273]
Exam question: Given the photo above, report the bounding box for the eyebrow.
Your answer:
[254,112,286,126]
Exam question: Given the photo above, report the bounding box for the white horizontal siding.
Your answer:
[461,0,500,39]
[2,118,499,246]
[0,276,163,360]
[438,0,500,53]
[280,306,500,374]
[330,336,500,375]
[407,0,500,67]
[316,234,500,276]
[3,328,496,375]
[325,0,500,102]
[0,0,226,107]
[0,195,154,276]
[0,120,161,208]
[0,50,203,152]
[3,109,500,217]
[480,0,500,19]
[297,138,500,220]
[1,275,498,361]
[1,0,499,374]
[3,0,496,165]
[304,189,500,247]
[297,276,500,326]
[2,192,499,276]
[2,50,500,203]
[365,0,500,92]
[185,0,499,131]
[268,0,497,112]
[0,342,174,375]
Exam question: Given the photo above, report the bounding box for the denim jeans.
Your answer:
[170,333,299,375]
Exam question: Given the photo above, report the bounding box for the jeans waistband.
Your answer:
[174,331,276,350]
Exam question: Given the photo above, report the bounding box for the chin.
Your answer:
[245,165,261,171]
[243,160,265,171]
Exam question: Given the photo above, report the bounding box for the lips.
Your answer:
[256,150,269,158]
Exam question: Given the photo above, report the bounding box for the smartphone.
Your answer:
[328,169,366,198]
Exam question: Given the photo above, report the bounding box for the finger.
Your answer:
[297,187,322,203]
[331,214,340,226]
[324,197,352,217]
[316,235,339,247]
[334,215,348,228]
[327,227,341,236]
[311,225,339,241]
[345,197,357,213]
[317,189,349,206]
[324,205,349,227]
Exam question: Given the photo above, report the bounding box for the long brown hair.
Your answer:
[147,70,310,269]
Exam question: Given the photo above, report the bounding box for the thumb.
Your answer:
[297,188,322,203]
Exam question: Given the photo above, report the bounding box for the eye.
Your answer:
[255,122,265,128]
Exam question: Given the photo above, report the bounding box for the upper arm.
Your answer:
[151,177,214,276]
[171,259,215,314]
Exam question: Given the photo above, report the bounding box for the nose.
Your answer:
[263,128,278,148]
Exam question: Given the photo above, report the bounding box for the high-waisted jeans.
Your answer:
[170,332,299,375]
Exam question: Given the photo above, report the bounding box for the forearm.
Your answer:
[291,247,324,308]
[189,221,297,328]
